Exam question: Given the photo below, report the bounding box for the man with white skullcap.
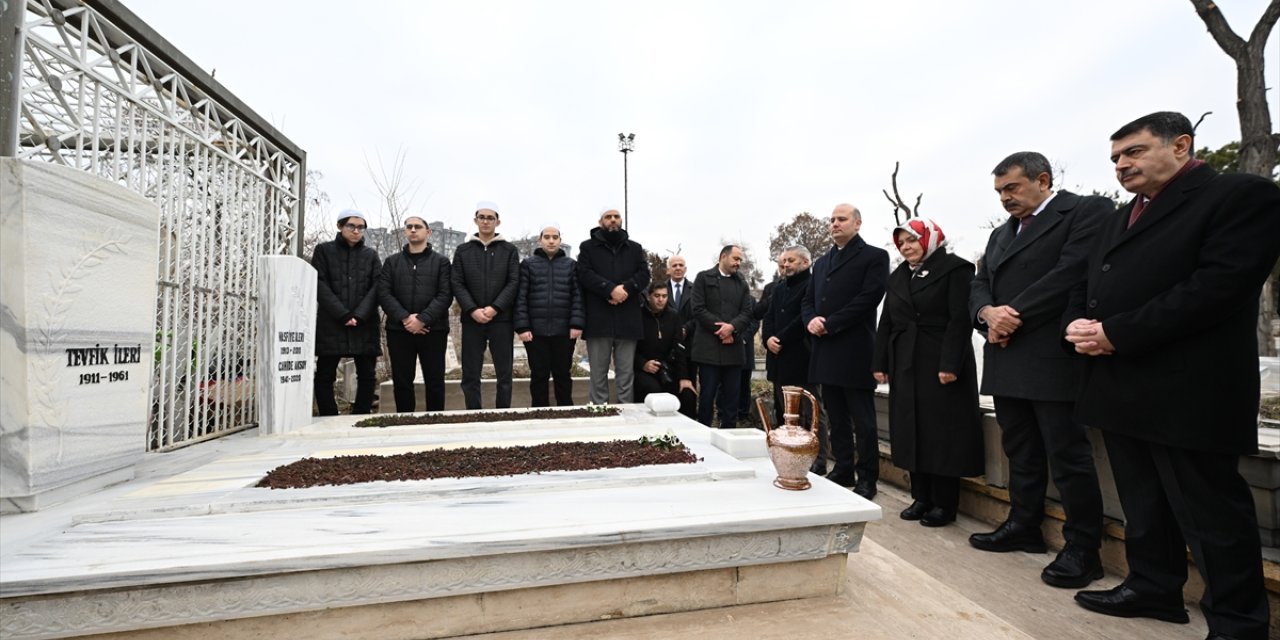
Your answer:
[311,209,382,415]
[451,201,521,409]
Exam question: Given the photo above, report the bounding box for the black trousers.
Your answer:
[525,335,576,407]
[993,396,1103,548]
[821,384,878,484]
[386,330,447,412]
[314,354,377,415]
[1103,431,1268,640]
[910,472,959,511]
[697,364,742,429]
[461,321,514,410]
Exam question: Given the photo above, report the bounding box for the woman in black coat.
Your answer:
[635,281,696,417]
[872,218,983,527]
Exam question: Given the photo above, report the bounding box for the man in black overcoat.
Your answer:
[969,151,1109,589]
[801,204,889,498]
[312,209,382,415]
[763,245,827,474]
[1065,111,1280,640]
[689,245,755,428]
[577,208,650,404]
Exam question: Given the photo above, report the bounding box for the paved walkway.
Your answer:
[462,484,1208,640]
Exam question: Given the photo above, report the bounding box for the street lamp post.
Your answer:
[617,132,635,229]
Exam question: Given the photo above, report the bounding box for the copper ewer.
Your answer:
[755,385,821,490]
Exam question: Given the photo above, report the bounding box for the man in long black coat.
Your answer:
[802,204,889,498]
[969,151,1109,589]
[577,208,650,404]
[1065,112,1280,640]
[689,245,755,428]
[763,245,827,474]
[312,209,382,415]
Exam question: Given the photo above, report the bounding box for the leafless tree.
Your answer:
[301,169,331,261]
[365,147,422,233]
[1190,0,1280,355]
[882,162,922,226]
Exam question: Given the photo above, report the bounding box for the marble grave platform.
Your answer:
[0,404,880,639]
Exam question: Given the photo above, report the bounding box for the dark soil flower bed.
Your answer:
[256,439,699,489]
[353,406,621,428]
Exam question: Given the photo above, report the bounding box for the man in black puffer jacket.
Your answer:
[451,202,520,409]
[577,208,650,405]
[311,209,383,415]
[378,216,453,412]
[514,225,585,407]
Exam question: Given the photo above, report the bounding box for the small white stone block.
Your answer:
[644,392,680,416]
[0,159,160,511]
[710,427,769,459]
[256,256,317,436]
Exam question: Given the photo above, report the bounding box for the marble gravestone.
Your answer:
[0,159,160,513]
[256,256,317,435]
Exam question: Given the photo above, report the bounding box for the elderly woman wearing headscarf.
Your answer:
[872,218,983,527]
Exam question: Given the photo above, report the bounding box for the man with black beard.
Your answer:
[577,208,650,404]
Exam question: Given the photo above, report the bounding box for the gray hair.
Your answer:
[783,245,811,262]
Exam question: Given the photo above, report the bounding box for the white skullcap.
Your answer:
[540,222,562,234]
[475,201,500,214]
[598,206,620,217]
[337,209,366,223]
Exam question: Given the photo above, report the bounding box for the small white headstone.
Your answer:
[256,256,317,435]
[0,160,160,512]
[644,393,680,416]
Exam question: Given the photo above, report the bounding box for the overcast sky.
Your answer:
[125,0,1277,268]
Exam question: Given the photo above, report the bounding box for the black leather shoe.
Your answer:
[1041,545,1104,588]
[810,460,828,476]
[920,507,956,527]
[825,469,855,488]
[1073,584,1189,623]
[853,480,877,500]
[899,501,931,520]
[968,520,1047,553]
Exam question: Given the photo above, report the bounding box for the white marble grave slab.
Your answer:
[0,159,160,512]
[0,406,881,639]
[256,256,317,435]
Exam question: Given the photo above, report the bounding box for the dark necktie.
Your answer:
[672,282,681,309]
[1018,215,1032,234]
[1127,197,1147,229]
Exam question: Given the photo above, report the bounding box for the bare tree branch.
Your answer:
[1248,0,1280,55]
[364,147,421,232]
[1190,0,1247,58]
[882,161,922,225]
[1192,110,1213,132]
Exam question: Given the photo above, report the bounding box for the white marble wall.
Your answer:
[0,159,160,512]
[256,256,317,435]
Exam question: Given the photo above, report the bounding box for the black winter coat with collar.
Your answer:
[378,244,453,333]
[312,233,383,356]
[576,227,650,340]
[451,234,520,324]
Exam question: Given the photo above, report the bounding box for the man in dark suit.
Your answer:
[802,204,889,498]
[666,255,693,330]
[969,152,1109,589]
[1065,111,1280,640]
[763,245,827,474]
[689,245,755,429]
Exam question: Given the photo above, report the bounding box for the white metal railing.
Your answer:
[9,0,304,450]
